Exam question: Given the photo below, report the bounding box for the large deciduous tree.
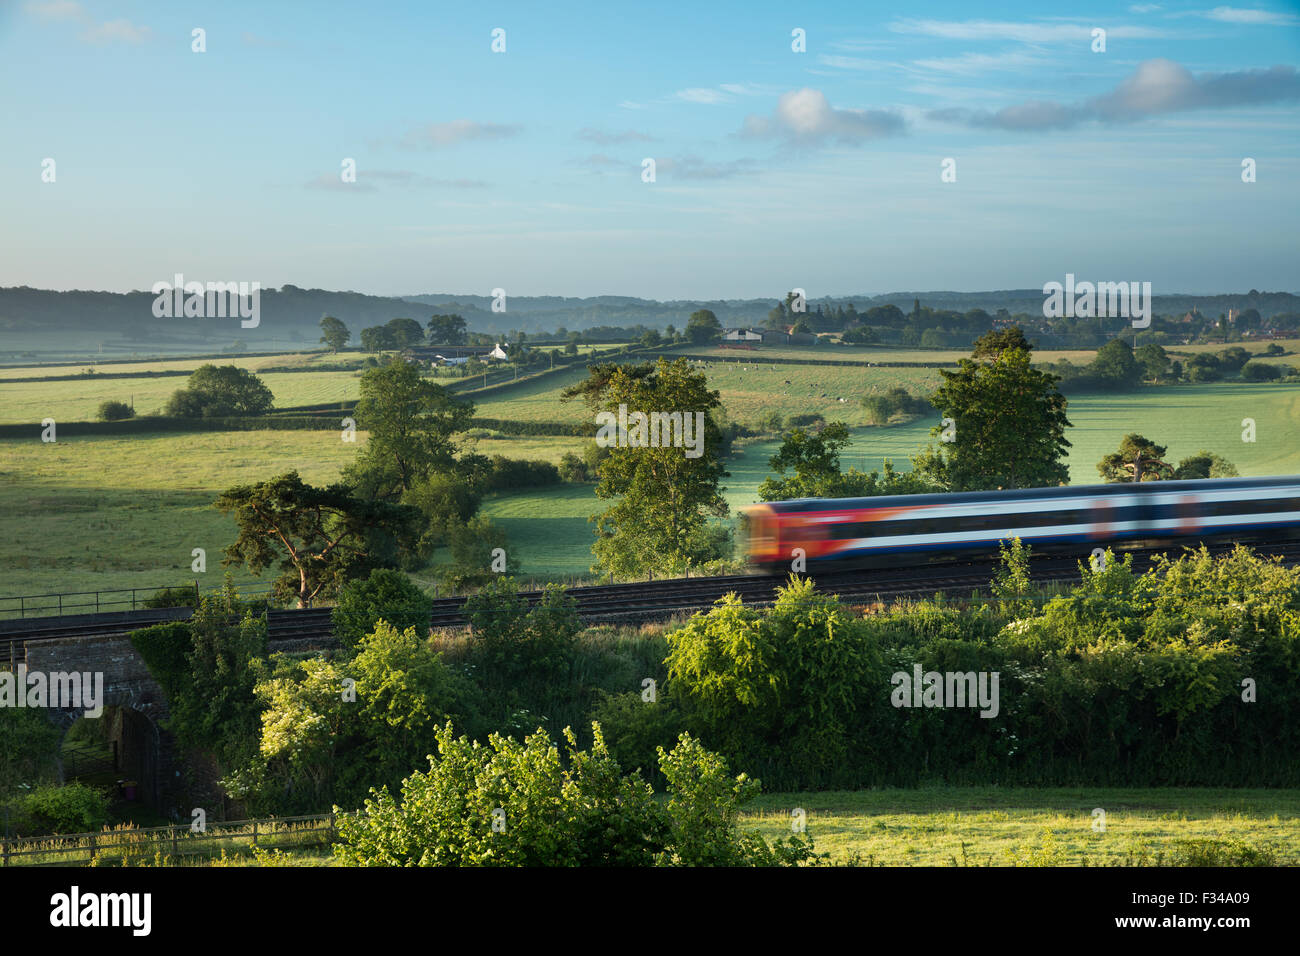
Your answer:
[386,317,425,350]
[320,315,350,351]
[685,309,723,345]
[563,358,729,575]
[347,359,475,500]
[163,364,274,417]
[426,314,468,346]
[215,470,419,607]
[912,338,1071,491]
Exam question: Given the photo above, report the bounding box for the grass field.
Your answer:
[0,369,365,423]
[745,788,1300,866]
[56,787,1300,867]
[3,344,1299,597]
[0,350,367,380]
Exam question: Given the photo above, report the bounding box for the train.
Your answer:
[742,475,1300,571]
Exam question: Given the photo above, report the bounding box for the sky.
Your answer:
[1,0,1298,300]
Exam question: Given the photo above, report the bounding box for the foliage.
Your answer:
[12,782,110,835]
[666,578,882,787]
[1097,433,1174,482]
[215,470,420,607]
[0,709,62,796]
[319,316,350,352]
[347,359,475,500]
[426,314,468,346]
[142,585,197,609]
[1098,434,1237,482]
[862,387,929,425]
[227,622,474,814]
[332,722,815,867]
[991,537,1035,618]
[913,343,1071,491]
[331,568,434,651]
[562,358,730,576]
[433,515,519,591]
[758,421,938,501]
[685,309,723,345]
[163,364,274,417]
[96,399,134,421]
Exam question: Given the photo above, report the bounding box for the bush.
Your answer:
[0,709,62,796]
[332,722,815,867]
[666,578,883,788]
[558,452,590,482]
[331,568,434,651]
[16,782,110,835]
[1241,361,1283,381]
[96,400,134,421]
[142,586,197,609]
[464,578,579,684]
[482,455,561,491]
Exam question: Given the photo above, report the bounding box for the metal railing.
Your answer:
[0,583,199,620]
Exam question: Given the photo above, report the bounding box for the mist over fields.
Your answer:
[4,284,1298,361]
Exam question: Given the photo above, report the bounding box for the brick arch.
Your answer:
[26,634,177,814]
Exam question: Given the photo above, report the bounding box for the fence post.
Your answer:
[88,833,95,861]
[171,824,178,858]
[252,820,258,847]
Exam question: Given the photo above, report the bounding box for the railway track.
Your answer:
[6,539,1300,658]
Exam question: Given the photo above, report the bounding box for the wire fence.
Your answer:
[0,814,337,867]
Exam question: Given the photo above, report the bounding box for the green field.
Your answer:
[0,350,368,380]
[744,788,1300,865]
[3,348,1299,599]
[53,786,1299,867]
[0,369,365,424]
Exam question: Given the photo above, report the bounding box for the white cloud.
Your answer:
[931,58,1300,130]
[81,18,150,44]
[676,87,730,104]
[911,50,1047,75]
[890,18,1167,42]
[577,128,654,144]
[816,54,892,71]
[741,88,907,145]
[25,1,150,44]
[400,120,521,149]
[1202,6,1299,25]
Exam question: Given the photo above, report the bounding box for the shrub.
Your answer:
[17,782,110,835]
[142,586,197,609]
[332,722,815,867]
[0,709,62,796]
[331,568,434,651]
[96,400,134,421]
[1241,361,1282,381]
[666,577,883,788]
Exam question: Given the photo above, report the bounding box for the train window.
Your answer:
[839,507,1094,539]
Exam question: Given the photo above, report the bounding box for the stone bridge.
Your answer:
[23,633,179,813]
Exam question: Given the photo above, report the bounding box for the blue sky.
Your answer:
[2,0,1298,299]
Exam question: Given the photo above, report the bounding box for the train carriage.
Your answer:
[744,476,1300,571]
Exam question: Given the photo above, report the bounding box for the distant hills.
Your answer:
[3,284,1297,359]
